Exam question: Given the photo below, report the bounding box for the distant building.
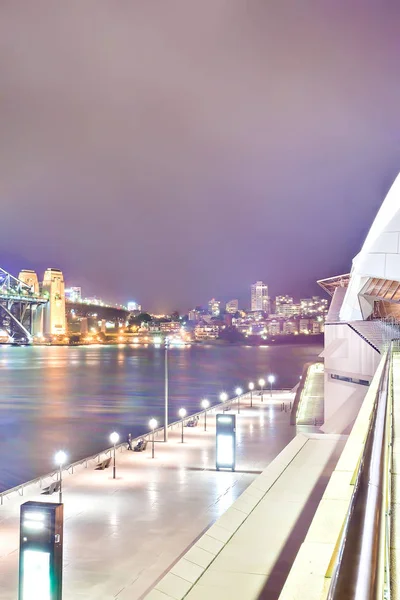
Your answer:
[65,287,82,302]
[251,281,269,312]
[188,310,201,322]
[268,320,281,335]
[42,268,66,336]
[18,270,39,294]
[283,320,297,335]
[194,322,220,340]
[208,298,221,316]
[312,320,322,334]
[299,318,310,334]
[127,301,141,312]
[159,321,181,334]
[299,296,328,316]
[226,299,239,314]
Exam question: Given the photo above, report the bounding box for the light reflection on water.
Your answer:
[0,343,321,491]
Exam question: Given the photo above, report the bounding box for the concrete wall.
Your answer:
[322,322,381,433]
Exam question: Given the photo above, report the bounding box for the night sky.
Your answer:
[1,2,399,312]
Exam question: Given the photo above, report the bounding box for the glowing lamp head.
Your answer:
[110,431,120,445]
[258,378,265,387]
[235,387,243,396]
[219,392,228,402]
[179,408,187,419]
[248,382,254,390]
[149,418,158,430]
[55,450,67,466]
[201,399,210,409]
[268,375,275,384]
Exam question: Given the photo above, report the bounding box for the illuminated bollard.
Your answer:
[19,501,64,600]
[216,413,236,471]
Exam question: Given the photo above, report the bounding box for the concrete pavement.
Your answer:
[0,392,296,599]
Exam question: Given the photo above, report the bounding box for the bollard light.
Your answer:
[248,382,254,407]
[109,432,119,479]
[258,378,265,402]
[149,418,158,458]
[235,387,243,414]
[55,450,67,504]
[179,408,187,443]
[201,399,210,431]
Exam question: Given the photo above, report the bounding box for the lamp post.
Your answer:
[164,337,169,442]
[219,392,229,411]
[258,378,265,402]
[268,374,275,397]
[54,450,67,504]
[235,387,243,414]
[201,399,210,431]
[149,418,158,458]
[248,382,254,408]
[179,408,187,443]
[110,432,119,479]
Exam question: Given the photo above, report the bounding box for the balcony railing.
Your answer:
[327,343,393,599]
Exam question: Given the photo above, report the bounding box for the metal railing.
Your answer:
[327,344,393,600]
[0,391,257,506]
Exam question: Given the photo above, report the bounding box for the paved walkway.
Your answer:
[146,433,346,600]
[0,392,296,599]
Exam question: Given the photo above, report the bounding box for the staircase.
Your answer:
[295,363,324,425]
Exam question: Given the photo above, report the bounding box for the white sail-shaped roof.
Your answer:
[340,173,400,321]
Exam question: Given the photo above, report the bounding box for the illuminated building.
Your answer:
[159,321,181,334]
[275,296,300,317]
[251,281,269,312]
[65,287,82,302]
[194,322,220,340]
[208,298,221,316]
[226,299,239,314]
[282,320,297,334]
[299,296,328,316]
[268,320,281,335]
[42,268,66,336]
[18,270,39,294]
[299,318,310,334]
[127,301,141,312]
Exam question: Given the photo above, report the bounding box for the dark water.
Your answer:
[0,343,321,491]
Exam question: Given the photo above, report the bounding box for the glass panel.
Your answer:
[391,284,400,302]
[368,278,386,296]
[385,280,400,300]
[378,279,395,297]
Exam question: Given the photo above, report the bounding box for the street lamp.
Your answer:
[235,387,243,414]
[248,382,254,408]
[201,399,210,431]
[110,431,119,479]
[268,374,275,397]
[164,337,169,442]
[178,408,187,443]
[54,450,67,504]
[149,418,158,458]
[258,378,265,402]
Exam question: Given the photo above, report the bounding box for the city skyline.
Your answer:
[1,3,399,312]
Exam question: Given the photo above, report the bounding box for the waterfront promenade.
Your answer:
[0,392,296,599]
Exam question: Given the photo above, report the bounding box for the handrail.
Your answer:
[0,391,254,505]
[327,344,393,599]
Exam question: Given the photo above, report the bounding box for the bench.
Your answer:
[134,440,148,452]
[42,480,61,495]
[95,457,112,470]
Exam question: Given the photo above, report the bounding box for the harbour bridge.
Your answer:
[0,267,47,344]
